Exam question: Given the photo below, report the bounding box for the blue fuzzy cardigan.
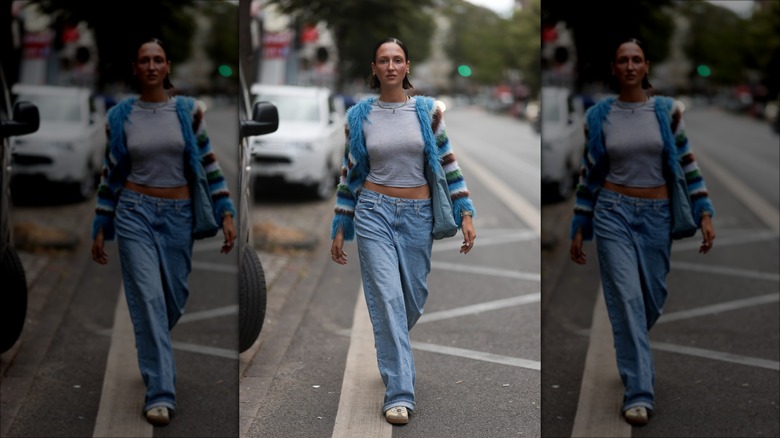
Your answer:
[571,96,715,241]
[331,96,475,241]
[91,96,235,241]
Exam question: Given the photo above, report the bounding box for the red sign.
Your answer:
[263,32,291,59]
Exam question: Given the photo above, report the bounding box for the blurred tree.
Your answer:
[28,0,196,92]
[267,0,434,92]
[745,0,780,98]
[202,1,239,90]
[679,1,748,87]
[508,0,541,96]
[542,0,674,91]
[443,0,513,86]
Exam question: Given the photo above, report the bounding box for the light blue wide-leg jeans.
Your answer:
[115,189,193,413]
[354,188,434,413]
[594,188,672,413]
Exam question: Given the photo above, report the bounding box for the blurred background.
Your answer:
[539,2,780,437]
[1,2,244,436]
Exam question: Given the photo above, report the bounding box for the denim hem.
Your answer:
[383,400,415,413]
[622,400,654,413]
[144,400,176,413]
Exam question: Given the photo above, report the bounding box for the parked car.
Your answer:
[10,84,106,201]
[238,68,279,352]
[248,83,345,199]
[541,86,585,203]
[1,69,40,353]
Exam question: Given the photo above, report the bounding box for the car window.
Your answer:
[14,94,81,123]
[542,99,560,123]
[254,93,319,123]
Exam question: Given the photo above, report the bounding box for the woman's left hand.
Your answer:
[460,216,476,254]
[221,214,237,254]
[699,214,715,255]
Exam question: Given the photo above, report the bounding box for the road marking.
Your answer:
[332,286,392,438]
[431,261,541,281]
[571,288,630,438]
[93,287,151,438]
[672,229,777,252]
[178,305,238,324]
[432,230,537,253]
[171,341,237,360]
[651,342,779,371]
[418,294,540,325]
[411,341,540,370]
[657,293,780,324]
[457,148,541,236]
[672,261,780,281]
[695,147,780,234]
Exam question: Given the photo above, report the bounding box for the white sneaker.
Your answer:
[623,406,648,426]
[145,406,170,426]
[384,406,409,425]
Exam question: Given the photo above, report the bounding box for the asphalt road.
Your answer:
[541,106,780,438]
[240,105,541,437]
[0,101,241,438]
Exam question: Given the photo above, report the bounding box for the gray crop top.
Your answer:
[364,97,427,188]
[125,98,187,188]
[603,97,665,187]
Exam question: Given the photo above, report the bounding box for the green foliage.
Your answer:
[202,1,239,82]
[679,0,749,86]
[267,0,434,91]
[443,0,511,85]
[745,0,780,96]
[28,0,197,91]
[509,0,541,96]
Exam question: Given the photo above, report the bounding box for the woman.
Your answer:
[90,38,236,426]
[569,38,716,426]
[330,37,477,425]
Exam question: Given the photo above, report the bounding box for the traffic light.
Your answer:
[457,65,472,77]
[697,65,711,77]
[218,65,234,77]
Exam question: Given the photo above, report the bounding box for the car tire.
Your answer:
[1,247,28,353]
[239,244,266,353]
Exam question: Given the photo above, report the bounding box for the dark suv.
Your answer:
[238,66,278,352]
[1,68,40,353]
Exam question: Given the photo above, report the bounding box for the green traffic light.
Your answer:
[219,65,233,77]
[458,65,472,77]
[697,65,711,77]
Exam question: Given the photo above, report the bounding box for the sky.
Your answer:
[464,0,756,18]
[464,0,515,17]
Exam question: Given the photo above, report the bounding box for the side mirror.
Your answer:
[0,101,40,137]
[240,101,278,139]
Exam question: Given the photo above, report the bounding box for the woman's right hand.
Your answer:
[91,230,108,265]
[331,231,348,265]
[570,229,587,265]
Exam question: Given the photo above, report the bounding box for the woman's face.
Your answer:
[372,42,410,89]
[133,42,170,89]
[611,42,649,90]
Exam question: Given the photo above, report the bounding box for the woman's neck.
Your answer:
[140,88,169,103]
[379,87,407,103]
[618,88,647,103]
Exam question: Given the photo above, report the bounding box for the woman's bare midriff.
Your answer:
[603,181,668,199]
[364,180,430,199]
[124,181,190,199]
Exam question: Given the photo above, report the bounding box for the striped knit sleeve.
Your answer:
[671,106,715,224]
[193,108,236,226]
[331,125,357,240]
[433,110,475,228]
[92,125,119,241]
[570,123,597,241]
